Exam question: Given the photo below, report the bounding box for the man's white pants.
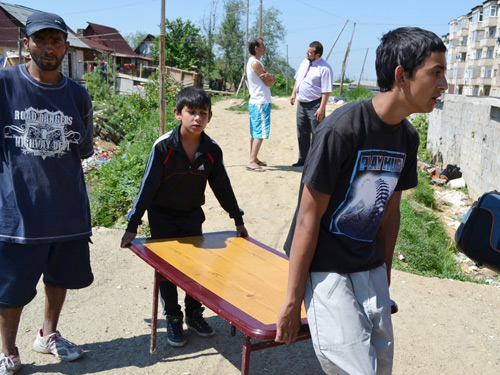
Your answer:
[305,265,394,375]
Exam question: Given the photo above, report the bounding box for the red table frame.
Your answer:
[129,232,310,375]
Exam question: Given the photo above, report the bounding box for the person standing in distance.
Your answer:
[246,37,275,172]
[0,11,94,375]
[276,27,448,374]
[290,41,333,167]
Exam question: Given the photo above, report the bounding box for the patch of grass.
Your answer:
[411,113,433,162]
[331,86,375,102]
[394,198,467,281]
[226,101,279,112]
[410,171,436,208]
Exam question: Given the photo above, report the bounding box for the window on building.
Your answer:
[484,66,493,77]
[475,50,482,59]
[487,47,494,58]
[484,5,498,18]
[466,68,474,78]
[472,10,483,23]
[485,87,491,96]
[461,37,468,46]
[457,20,462,30]
[460,52,466,61]
[489,27,496,38]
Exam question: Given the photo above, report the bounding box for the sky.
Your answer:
[6,0,480,81]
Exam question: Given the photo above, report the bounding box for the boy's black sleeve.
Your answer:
[208,148,244,226]
[125,144,165,233]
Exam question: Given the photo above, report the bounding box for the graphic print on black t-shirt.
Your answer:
[330,149,406,242]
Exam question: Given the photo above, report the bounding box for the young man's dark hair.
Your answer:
[248,37,262,56]
[175,86,211,113]
[309,41,323,57]
[276,26,447,375]
[376,27,446,92]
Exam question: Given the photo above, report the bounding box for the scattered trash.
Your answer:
[397,252,405,261]
[430,178,447,186]
[447,177,466,189]
[441,164,462,181]
[82,143,118,173]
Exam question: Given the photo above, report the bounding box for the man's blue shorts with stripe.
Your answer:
[249,102,271,139]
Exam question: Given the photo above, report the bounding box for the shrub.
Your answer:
[87,75,179,228]
[395,198,466,280]
[411,171,436,208]
[270,73,289,97]
[331,86,375,102]
[411,113,433,162]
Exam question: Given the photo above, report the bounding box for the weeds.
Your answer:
[395,197,467,281]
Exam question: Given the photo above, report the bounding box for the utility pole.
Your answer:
[286,44,289,95]
[339,23,355,97]
[17,27,22,64]
[325,19,348,62]
[244,0,249,97]
[159,0,166,135]
[259,0,262,37]
[357,48,369,88]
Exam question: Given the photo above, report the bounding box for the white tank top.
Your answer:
[246,56,272,104]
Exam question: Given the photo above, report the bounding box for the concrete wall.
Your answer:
[428,94,500,199]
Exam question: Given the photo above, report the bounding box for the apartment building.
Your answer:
[446,0,500,97]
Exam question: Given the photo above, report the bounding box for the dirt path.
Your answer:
[15,98,500,374]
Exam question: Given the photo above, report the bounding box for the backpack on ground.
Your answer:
[455,191,500,273]
[441,164,462,180]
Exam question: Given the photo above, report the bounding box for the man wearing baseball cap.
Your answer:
[0,11,94,374]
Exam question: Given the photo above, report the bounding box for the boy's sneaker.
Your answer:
[166,316,187,347]
[185,308,215,337]
[0,347,21,375]
[33,329,84,361]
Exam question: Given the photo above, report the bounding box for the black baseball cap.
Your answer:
[25,11,68,36]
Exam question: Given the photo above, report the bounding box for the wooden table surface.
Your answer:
[129,231,307,340]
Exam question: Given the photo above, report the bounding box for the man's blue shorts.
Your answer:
[0,238,94,308]
[249,102,271,139]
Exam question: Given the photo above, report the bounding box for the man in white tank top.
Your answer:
[245,37,275,171]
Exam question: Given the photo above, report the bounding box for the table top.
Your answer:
[129,231,307,340]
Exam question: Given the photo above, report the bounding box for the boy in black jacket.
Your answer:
[121,86,248,347]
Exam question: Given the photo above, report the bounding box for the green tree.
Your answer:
[250,6,288,75]
[154,18,208,71]
[124,30,148,50]
[201,0,219,81]
[215,0,245,90]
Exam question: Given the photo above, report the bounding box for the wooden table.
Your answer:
[129,231,310,375]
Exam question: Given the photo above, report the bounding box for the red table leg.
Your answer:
[241,335,252,375]
[150,270,161,354]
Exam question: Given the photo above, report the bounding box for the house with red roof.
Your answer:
[81,22,153,77]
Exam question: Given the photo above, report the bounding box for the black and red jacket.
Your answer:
[126,124,244,233]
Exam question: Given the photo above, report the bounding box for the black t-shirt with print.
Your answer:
[284,99,419,273]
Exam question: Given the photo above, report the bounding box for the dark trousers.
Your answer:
[148,205,205,318]
[296,98,321,163]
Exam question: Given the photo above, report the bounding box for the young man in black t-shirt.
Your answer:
[275,27,448,375]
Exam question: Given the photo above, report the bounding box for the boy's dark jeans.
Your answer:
[148,205,205,317]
